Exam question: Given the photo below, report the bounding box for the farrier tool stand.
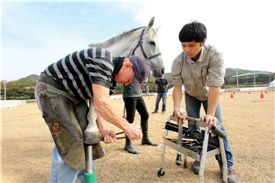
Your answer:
[157,115,228,183]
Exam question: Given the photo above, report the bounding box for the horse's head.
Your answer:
[132,17,164,78]
[88,17,164,78]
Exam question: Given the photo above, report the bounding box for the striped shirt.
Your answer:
[44,48,113,100]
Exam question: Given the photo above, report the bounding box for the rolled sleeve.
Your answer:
[207,52,225,87]
[171,54,184,86]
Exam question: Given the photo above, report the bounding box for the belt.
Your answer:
[39,72,67,91]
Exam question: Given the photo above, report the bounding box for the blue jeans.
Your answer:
[154,92,167,112]
[49,146,96,183]
[185,93,234,168]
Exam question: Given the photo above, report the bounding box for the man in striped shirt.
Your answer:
[35,48,146,183]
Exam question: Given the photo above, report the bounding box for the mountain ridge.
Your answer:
[2,68,274,84]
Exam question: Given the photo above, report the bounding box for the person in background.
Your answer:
[115,56,158,154]
[152,71,168,114]
[171,21,238,183]
[35,48,143,183]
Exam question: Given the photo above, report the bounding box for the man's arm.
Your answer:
[203,51,224,127]
[171,53,185,120]
[173,84,182,110]
[92,83,141,140]
[200,86,220,127]
[172,84,185,120]
[207,86,220,116]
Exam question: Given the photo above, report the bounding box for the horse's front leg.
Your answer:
[84,98,98,137]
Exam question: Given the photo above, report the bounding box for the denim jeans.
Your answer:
[49,146,96,183]
[185,93,234,168]
[154,92,167,112]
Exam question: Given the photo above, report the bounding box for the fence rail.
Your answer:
[0,100,26,108]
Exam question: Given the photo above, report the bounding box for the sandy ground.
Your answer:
[1,91,275,183]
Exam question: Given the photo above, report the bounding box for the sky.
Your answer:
[1,0,274,81]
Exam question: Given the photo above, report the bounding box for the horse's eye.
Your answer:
[149,41,156,46]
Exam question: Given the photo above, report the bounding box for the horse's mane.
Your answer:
[89,26,145,47]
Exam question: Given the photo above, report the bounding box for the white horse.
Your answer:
[85,17,164,137]
[89,17,164,78]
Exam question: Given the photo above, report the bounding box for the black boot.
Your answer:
[141,121,158,146]
[124,137,138,154]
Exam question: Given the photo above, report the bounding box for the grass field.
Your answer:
[2,91,274,183]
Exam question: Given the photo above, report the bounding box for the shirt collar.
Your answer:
[187,46,205,64]
[197,46,204,62]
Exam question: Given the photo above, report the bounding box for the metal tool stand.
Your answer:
[157,115,228,183]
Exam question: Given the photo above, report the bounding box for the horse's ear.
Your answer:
[148,16,155,29]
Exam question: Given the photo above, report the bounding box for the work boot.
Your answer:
[219,162,238,183]
[124,137,138,154]
[141,121,158,146]
[191,160,200,174]
[141,136,158,146]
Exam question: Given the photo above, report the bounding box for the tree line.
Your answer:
[1,69,274,100]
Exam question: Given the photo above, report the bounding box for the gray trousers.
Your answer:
[35,81,104,170]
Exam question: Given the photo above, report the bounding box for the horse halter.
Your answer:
[132,28,162,60]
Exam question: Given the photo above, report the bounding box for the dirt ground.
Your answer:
[1,91,275,183]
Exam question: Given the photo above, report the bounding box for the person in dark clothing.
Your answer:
[115,56,158,154]
[152,75,168,113]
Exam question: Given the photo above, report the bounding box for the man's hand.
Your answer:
[124,124,142,140]
[200,114,218,127]
[100,129,117,144]
[174,109,187,123]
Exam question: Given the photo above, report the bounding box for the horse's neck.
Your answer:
[105,40,132,57]
[99,31,140,57]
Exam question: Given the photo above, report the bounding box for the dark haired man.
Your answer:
[152,74,168,114]
[171,21,238,183]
